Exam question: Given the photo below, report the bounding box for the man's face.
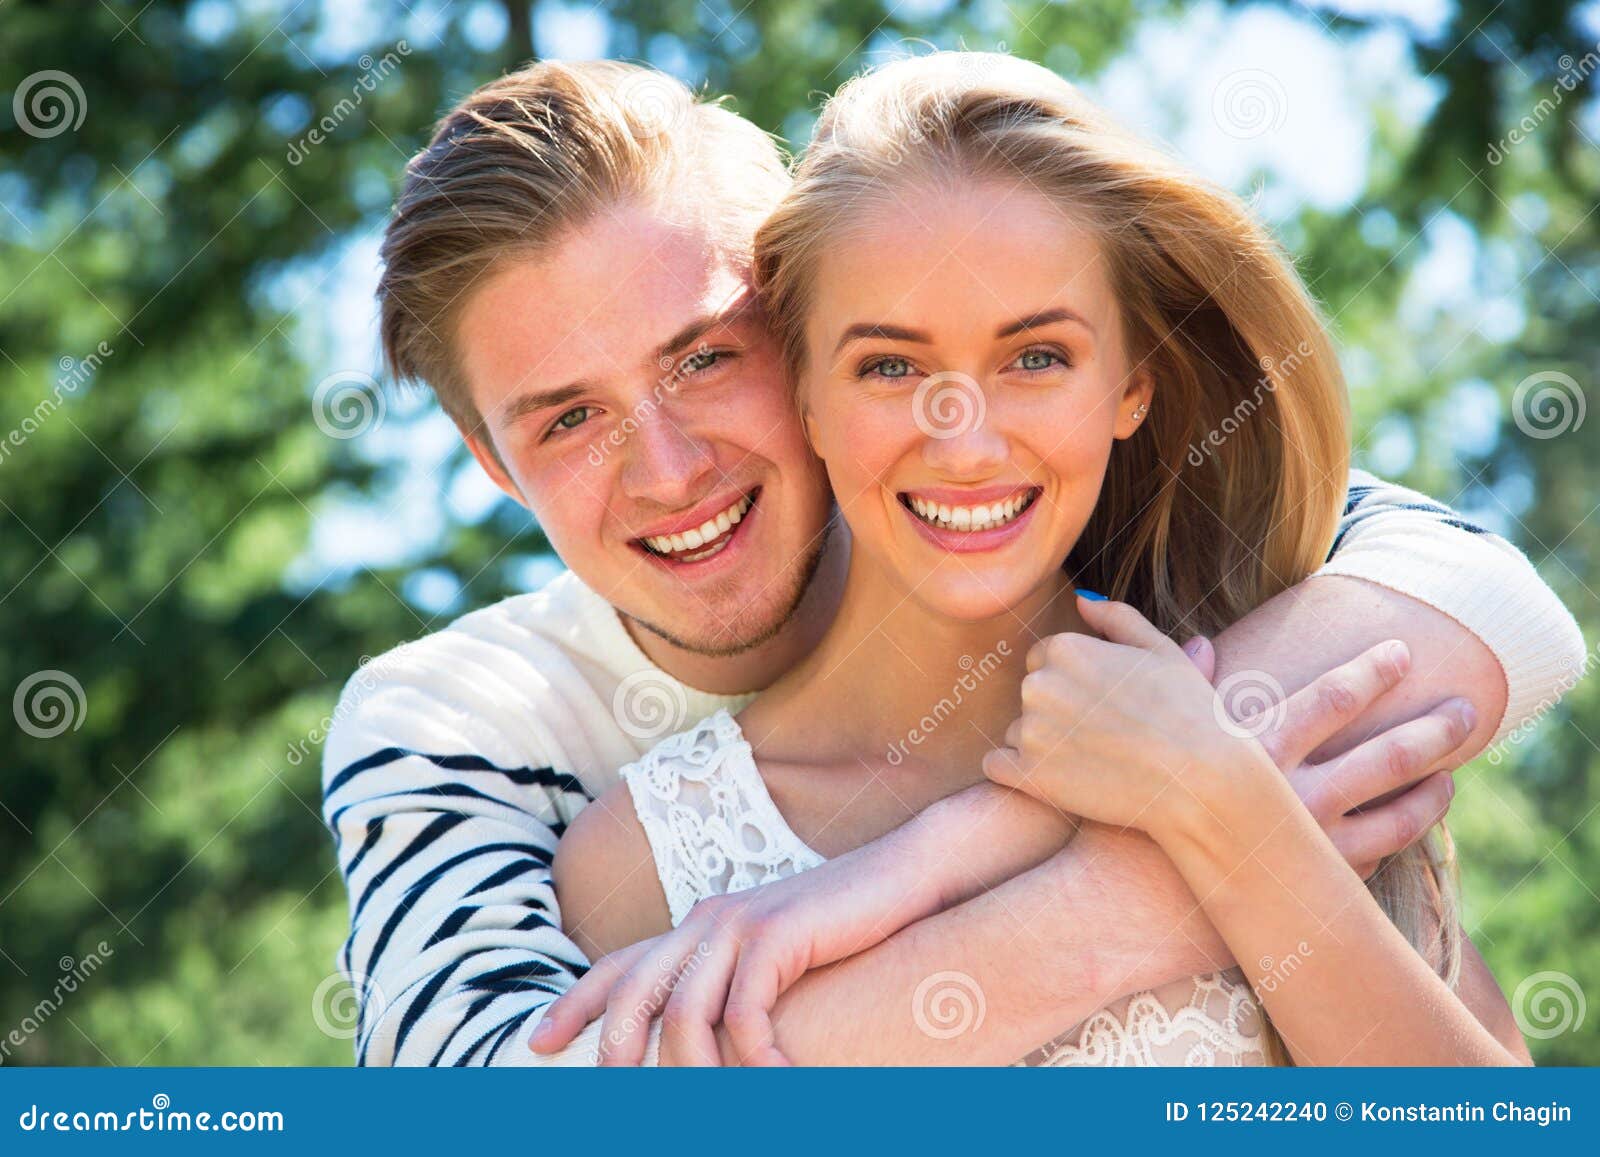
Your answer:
[454,200,834,656]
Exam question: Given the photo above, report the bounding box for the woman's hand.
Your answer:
[530,808,963,1066]
[983,594,1471,863]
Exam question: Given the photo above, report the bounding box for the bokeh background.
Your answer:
[2,0,1596,1065]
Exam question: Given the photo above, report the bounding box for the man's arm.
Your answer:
[322,645,592,1067]
[533,471,1582,1064]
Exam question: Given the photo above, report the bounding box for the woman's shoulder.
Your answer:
[553,778,669,961]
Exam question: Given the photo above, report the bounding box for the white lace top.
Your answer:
[621,710,1270,1067]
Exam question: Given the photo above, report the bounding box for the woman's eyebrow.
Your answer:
[995,308,1095,339]
[833,322,933,355]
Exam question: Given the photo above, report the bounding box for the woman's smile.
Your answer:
[897,484,1043,553]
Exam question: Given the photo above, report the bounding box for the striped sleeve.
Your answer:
[1319,468,1587,745]
[321,646,595,1067]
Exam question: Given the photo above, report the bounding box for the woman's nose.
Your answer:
[915,374,1009,477]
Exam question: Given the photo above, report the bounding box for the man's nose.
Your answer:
[617,409,718,508]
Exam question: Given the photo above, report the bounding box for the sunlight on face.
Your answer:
[453,199,834,656]
[799,178,1153,623]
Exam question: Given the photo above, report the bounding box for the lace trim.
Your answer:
[621,710,823,926]
[1027,972,1268,1067]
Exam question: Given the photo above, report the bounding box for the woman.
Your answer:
[546,52,1536,1065]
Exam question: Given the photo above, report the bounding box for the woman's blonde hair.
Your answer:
[753,51,1459,1060]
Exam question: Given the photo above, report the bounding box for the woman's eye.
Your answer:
[550,406,593,434]
[1015,349,1065,372]
[865,356,914,379]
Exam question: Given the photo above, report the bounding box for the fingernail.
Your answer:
[1075,588,1108,601]
[1182,637,1204,657]
[1445,772,1456,800]
[531,1018,555,1045]
[1453,699,1478,732]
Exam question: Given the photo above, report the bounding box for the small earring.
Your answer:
[1132,402,1149,421]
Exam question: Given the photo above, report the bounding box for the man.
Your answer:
[323,59,1583,1065]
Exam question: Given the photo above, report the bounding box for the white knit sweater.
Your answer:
[321,470,1585,1066]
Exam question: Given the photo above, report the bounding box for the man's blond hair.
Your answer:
[378,60,788,429]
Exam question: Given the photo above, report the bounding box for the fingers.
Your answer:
[722,955,791,1067]
[597,942,691,1065]
[1072,593,1173,651]
[655,937,736,1067]
[1181,635,1215,681]
[1261,640,1411,771]
[981,745,1025,788]
[1331,770,1455,876]
[529,940,650,1053]
[1298,698,1476,819]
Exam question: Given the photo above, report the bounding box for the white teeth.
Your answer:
[905,490,1036,533]
[641,494,755,560]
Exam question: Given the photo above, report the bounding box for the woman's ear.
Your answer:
[1113,369,1156,440]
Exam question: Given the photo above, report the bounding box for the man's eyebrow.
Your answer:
[655,292,761,365]
[832,322,934,356]
[497,383,589,427]
[995,308,1096,339]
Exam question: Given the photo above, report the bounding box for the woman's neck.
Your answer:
[744,552,1085,775]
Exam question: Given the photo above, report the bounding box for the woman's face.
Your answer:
[800,178,1153,622]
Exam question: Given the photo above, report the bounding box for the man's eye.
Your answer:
[551,406,593,434]
[678,350,722,374]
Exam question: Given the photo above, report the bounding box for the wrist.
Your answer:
[1156,753,1303,884]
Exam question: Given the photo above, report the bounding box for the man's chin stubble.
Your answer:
[625,533,830,660]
